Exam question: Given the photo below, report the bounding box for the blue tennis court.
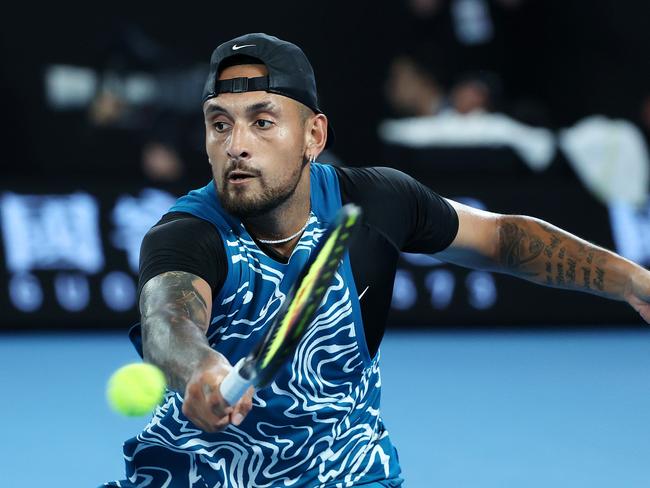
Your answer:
[1,329,649,487]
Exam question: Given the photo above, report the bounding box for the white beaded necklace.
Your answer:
[256,215,310,245]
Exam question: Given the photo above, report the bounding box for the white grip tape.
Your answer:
[220,358,253,405]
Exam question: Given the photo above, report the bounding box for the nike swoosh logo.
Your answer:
[358,285,370,301]
[232,44,256,51]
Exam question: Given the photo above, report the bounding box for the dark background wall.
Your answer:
[1,0,649,330]
[3,1,650,171]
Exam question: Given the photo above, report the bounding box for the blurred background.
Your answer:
[2,1,650,487]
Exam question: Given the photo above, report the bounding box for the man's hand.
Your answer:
[624,268,650,324]
[140,271,254,431]
[182,355,255,433]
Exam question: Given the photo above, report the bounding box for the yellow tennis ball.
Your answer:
[107,363,167,416]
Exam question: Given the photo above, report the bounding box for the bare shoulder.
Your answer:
[140,271,213,332]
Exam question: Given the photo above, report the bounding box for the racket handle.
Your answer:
[220,358,253,405]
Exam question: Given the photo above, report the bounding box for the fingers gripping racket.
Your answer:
[220,204,362,405]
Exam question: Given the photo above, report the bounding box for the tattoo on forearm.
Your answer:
[544,235,561,258]
[566,258,576,284]
[556,262,565,286]
[594,267,605,291]
[582,267,591,290]
[499,222,545,271]
[498,217,613,296]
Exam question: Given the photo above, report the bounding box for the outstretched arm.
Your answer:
[435,200,650,322]
[140,271,253,431]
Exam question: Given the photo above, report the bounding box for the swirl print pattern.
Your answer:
[105,215,401,488]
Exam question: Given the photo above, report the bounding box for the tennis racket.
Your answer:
[220,203,362,405]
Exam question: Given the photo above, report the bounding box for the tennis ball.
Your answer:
[107,363,167,416]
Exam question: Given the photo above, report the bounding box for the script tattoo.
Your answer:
[556,262,565,286]
[566,258,577,284]
[593,267,605,291]
[498,217,613,296]
[582,267,592,290]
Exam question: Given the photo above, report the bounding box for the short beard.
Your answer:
[218,156,308,219]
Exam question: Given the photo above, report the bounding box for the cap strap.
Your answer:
[213,76,269,95]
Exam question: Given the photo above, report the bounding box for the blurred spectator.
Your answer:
[45,22,208,185]
[381,57,554,171]
[397,0,543,125]
[451,78,489,114]
[450,71,501,113]
[385,56,446,117]
[141,143,184,183]
[406,0,526,47]
[89,91,127,126]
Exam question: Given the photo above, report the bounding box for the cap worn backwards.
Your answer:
[202,33,335,148]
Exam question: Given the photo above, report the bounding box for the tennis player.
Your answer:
[104,33,650,488]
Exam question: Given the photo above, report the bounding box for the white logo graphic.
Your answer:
[466,271,497,309]
[358,285,370,301]
[102,271,137,311]
[425,269,455,309]
[391,270,417,310]
[0,192,104,273]
[55,273,90,311]
[111,188,176,272]
[9,273,43,312]
[232,44,256,51]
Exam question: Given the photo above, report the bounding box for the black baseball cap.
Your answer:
[202,33,335,148]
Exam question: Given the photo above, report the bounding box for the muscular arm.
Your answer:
[139,271,254,431]
[436,200,650,320]
[494,216,638,300]
[140,271,223,392]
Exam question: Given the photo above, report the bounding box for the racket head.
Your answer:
[249,203,362,387]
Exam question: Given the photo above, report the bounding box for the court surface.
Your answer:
[1,328,649,487]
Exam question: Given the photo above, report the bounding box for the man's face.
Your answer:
[203,64,310,218]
